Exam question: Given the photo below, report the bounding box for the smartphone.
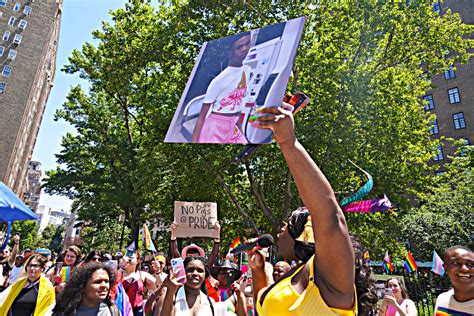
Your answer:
[385,288,393,296]
[171,258,186,284]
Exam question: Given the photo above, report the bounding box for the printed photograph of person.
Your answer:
[165,17,306,144]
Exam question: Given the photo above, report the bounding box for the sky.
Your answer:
[32,0,127,212]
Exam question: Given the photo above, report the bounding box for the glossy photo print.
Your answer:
[164,17,306,144]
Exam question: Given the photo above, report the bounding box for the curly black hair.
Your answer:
[53,263,116,316]
[287,208,315,262]
[183,256,214,316]
[85,250,102,263]
[351,235,378,316]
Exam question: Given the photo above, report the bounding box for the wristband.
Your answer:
[213,239,220,243]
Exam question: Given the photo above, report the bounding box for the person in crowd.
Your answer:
[210,259,243,303]
[0,254,55,315]
[85,250,103,264]
[121,251,156,316]
[169,221,221,267]
[47,245,82,293]
[0,234,20,287]
[152,255,168,285]
[5,252,26,286]
[272,261,291,282]
[53,262,120,315]
[155,256,247,316]
[192,32,252,144]
[36,248,53,269]
[247,106,357,315]
[434,245,473,314]
[377,278,416,315]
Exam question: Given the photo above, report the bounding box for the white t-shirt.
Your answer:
[434,289,474,315]
[173,286,214,316]
[203,65,251,115]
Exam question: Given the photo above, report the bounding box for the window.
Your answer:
[0,46,4,56]
[460,138,470,157]
[448,87,460,104]
[433,1,441,12]
[18,19,27,30]
[430,119,439,135]
[444,66,455,80]
[453,112,466,130]
[0,82,5,93]
[8,16,15,26]
[0,0,7,7]
[2,65,11,77]
[23,5,32,16]
[13,2,20,11]
[13,34,22,45]
[8,49,16,60]
[423,95,434,110]
[2,31,10,41]
[433,145,444,161]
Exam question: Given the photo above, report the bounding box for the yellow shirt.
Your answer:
[256,256,357,316]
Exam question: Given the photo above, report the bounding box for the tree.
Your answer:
[400,144,473,260]
[10,220,39,250]
[44,1,472,258]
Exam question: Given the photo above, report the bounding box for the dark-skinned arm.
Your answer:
[169,223,180,259]
[208,221,221,266]
[255,106,355,309]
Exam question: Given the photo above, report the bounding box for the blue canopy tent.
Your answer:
[0,182,38,250]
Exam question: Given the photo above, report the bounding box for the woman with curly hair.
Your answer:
[53,262,120,316]
[0,254,55,315]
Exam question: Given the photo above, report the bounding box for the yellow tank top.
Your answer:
[256,255,357,316]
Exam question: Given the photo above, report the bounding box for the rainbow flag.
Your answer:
[363,251,370,263]
[431,250,445,276]
[229,237,241,252]
[383,251,394,273]
[143,223,156,252]
[404,251,417,273]
[435,306,472,315]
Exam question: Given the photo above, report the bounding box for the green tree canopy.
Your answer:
[44,0,473,259]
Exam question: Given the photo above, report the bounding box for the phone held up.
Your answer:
[171,258,186,284]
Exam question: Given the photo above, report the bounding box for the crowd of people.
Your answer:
[0,107,472,315]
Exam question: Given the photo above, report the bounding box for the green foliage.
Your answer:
[10,220,39,250]
[400,145,474,260]
[43,0,472,259]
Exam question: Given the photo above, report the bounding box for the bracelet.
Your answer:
[213,239,220,243]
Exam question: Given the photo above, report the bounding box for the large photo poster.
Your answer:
[165,17,306,144]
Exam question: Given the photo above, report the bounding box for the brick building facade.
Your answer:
[428,0,473,170]
[0,0,62,196]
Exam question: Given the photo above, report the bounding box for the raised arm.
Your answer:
[208,221,221,266]
[169,223,181,259]
[8,234,20,267]
[255,106,355,308]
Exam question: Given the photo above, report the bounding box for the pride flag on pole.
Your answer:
[363,251,370,264]
[431,250,445,276]
[229,237,241,253]
[143,223,157,252]
[383,251,394,273]
[404,251,418,273]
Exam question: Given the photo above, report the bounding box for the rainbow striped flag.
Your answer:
[435,306,473,315]
[404,251,418,273]
[431,250,445,276]
[229,236,241,252]
[143,223,156,252]
[363,251,370,263]
[383,251,394,273]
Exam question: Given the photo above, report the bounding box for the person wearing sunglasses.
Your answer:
[0,254,55,315]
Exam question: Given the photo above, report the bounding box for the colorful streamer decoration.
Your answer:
[339,160,373,207]
[341,195,392,213]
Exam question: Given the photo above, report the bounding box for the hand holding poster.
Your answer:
[174,201,219,238]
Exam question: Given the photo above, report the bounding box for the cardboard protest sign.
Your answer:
[174,201,219,238]
[165,17,306,144]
